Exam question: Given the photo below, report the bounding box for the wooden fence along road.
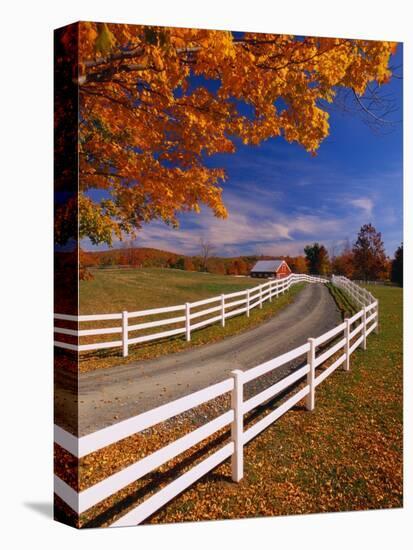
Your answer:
[54,276,379,527]
[54,273,327,356]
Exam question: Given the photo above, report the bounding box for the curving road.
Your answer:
[55,283,342,435]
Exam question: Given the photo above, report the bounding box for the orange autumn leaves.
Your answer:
[60,23,397,246]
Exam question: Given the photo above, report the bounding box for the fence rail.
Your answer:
[332,275,379,334]
[353,279,398,287]
[54,277,378,527]
[54,273,327,356]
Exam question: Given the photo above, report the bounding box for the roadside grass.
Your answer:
[79,267,259,314]
[144,284,402,522]
[73,282,306,372]
[327,283,358,319]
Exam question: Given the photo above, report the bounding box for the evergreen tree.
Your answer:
[304,243,330,275]
[391,243,403,286]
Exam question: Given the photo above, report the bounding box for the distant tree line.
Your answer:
[80,224,403,287]
[79,240,310,279]
[303,224,403,286]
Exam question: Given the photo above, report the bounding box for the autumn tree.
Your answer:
[381,257,392,281]
[304,243,330,275]
[205,258,225,275]
[119,240,131,265]
[79,247,98,280]
[173,257,185,270]
[129,243,141,268]
[199,237,214,272]
[332,251,354,278]
[235,259,249,275]
[79,247,98,267]
[289,255,308,274]
[226,260,238,276]
[183,257,195,271]
[99,255,115,267]
[391,243,403,286]
[352,223,387,281]
[119,239,140,267]
[331,239,354,278]
[54,24,398,248]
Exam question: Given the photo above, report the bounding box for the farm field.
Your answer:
[68,268,306,371]
[74,283,307,373]
[55,284,402,527]
[79,267,258,314]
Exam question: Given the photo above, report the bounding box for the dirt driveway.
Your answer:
[55,283,341,435]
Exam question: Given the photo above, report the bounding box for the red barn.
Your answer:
[250,260,292,279]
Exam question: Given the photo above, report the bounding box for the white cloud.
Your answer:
[130,189,346,257]
[82,186,380,257]
[80,164,401,257]
[348,197,374,217]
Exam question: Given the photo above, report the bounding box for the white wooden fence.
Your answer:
[353,279,396,287]
[54,277,378,527]
[54,273,327,356]
[332,275,379,334]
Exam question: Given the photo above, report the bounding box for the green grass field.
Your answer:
[80,267,258,314]
[75,267,305,371]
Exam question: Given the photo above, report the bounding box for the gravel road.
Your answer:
[55,283,341,435]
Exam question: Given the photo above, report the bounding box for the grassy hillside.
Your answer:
[79,267,258,314]
[87,247,180,266]
[81,245,305,277]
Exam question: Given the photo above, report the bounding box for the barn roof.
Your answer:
[251,260,284,272]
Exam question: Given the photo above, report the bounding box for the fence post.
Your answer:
[269,281,273,302]
[231,369,244,482]
[221,294,226,327]
[246,289,250,318]
[344,318,351,371]
[122,310,129,357]
[362,307,367,350]
[306,338,316,411]
[259,285,263,309]
[375,301,379,334]
[185,302,191,342]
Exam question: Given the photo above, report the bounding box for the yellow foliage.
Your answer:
[64,23,398,245]
[94,23,117,55]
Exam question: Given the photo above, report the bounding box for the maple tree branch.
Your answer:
[83,46,145,68]
[82,45,199,71]
[351,88,398,125]
[257,41,350,73]
[81,170,130,180]
[80,87,132,108]
[80,63,163,85]
[82,39,351,86]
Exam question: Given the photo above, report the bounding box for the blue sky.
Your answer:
[85,43,403,259]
